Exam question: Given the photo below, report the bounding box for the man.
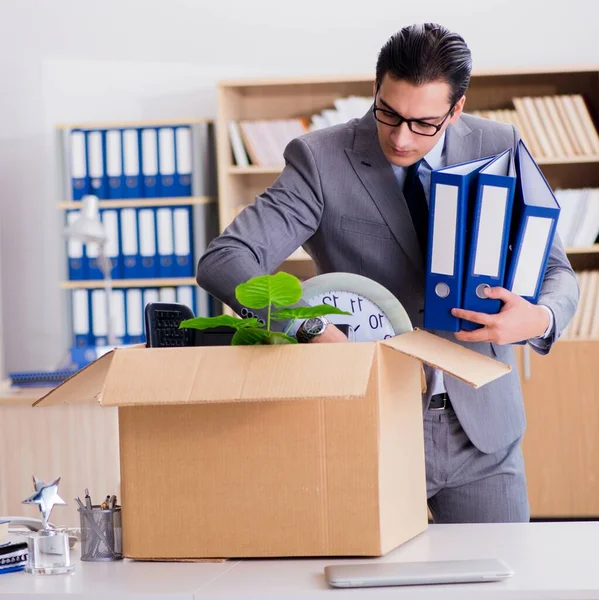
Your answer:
[197,23,579,523]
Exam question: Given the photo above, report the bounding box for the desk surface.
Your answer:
[1,522,597,598]
[0,381,52,405]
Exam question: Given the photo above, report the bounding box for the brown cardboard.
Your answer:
[34,329,509,560]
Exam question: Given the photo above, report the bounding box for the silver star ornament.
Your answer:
[22,476,67,529]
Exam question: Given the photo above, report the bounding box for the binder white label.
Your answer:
[70,131,86,178]
[110,290,126,337]
[175,127,192,175]
[139,209,156,257]
[143,289,160,307]
[177,286,194,311]
[431,183,458,276]
[103,210,120,258]
[87,131,104,179]
[123,130,140,176]
[91,289,108,336]
[72,289,89,334]
[157,208,174,254]
[173,208,191,255]
[159,287,177,303]
[121,208,138,254]
[473,185,508,277]
[158,128,176,176]
[67,211,83,258]
[511,216,552,297]
[126,289,143,336]
[106,130,122,177]
[142,129,158,176]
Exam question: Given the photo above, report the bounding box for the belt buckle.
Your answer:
[429,393,448,411]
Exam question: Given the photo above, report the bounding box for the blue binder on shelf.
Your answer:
[123,128,143,198]
[424,155,494,332]
[120,208,141,278]
[141,128,161,198]
[86,129,108,200]
[106,129,126,199]
[156,207,176,277]
[66,210,87,280]
[504,140,560,303]
[173,206,194,277]
[69,129,88,201]
[174,125,193,197]
[462,149,517,330]
[158,127,177,198]
[138,208,159,277]
[72,289,92,347]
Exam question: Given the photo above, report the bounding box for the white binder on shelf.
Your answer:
[122,128,142,198]
[156,207,175,278]
[91,289,108,346]
[125,288,144,344]
[141,128,160,198]
[106,129,125,199]
[87,130,108,199]
[138,208,158,278]
[158,127,177,198]
[72,289,91,347]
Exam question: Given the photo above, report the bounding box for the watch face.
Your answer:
[304,317,325,335]
[301,272,413,343]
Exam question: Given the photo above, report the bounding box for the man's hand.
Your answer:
[309,323,349,343]
[451,286,550,345]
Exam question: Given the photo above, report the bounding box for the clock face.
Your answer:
[301,272,413,342]
[304,290,397,342]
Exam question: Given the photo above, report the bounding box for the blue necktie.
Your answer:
[402,159,429,256]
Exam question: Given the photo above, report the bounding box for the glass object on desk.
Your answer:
[21,476,75,575]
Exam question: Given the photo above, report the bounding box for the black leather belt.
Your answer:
[429,392,451,411]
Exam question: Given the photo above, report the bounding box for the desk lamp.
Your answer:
[63,194,116,346]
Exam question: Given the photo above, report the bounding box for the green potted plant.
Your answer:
[179,272,350,345]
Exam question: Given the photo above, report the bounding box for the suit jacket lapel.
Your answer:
[345,112,424,273]
[445,117,483,166]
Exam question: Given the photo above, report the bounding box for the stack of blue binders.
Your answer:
[424,139,561,333]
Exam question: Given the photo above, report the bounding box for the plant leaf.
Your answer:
[235,272,302,309]
[179,315,260,330]
[232,327,270,345]
[271,304,352,320]
[260,331,298,345]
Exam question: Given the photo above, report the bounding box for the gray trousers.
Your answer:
[424,403,530,524]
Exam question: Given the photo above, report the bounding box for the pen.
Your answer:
[100,495,110,510]
[74,497,86,511]
[84,488,92,510]
[108,495,117,509]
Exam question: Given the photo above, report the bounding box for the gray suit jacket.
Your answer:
[197,111,579,454]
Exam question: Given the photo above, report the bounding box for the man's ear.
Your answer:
[449,95,466,123]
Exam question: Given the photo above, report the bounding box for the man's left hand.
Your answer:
[451,286,550,345]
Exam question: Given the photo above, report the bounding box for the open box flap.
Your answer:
[98,342,378,407]
[381,329,510,389]
[33,350,116,407]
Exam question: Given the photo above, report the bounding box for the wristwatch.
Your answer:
[296,316,329,343]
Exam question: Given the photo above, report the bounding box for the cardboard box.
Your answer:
[35,330,509,560]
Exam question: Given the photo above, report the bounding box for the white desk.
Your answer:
[1,522,598,599]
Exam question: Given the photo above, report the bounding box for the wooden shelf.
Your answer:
[55,117,213,129]
[537,156,599,165]
[566,244,599,255]
[228,166,284,175]
[58,196,216,210]
[60,277,196,289]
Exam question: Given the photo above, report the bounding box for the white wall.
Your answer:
[0,0,598,374]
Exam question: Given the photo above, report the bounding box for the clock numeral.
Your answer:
[322,294,339,308]
[349,297,363,314]
[369,313,385,330]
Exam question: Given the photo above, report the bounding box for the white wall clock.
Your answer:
[301,272,413,342]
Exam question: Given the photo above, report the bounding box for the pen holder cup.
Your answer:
[78,506,123,561]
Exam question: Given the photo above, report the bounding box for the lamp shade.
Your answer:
[64,195,107,244]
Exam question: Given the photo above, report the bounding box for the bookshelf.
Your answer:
[56,117,219,351]
[215,66,599,519]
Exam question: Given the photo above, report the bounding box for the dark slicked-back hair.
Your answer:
[375,23,472,106]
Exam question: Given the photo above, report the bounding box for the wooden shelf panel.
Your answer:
[58,196,216,210]
[566,244,599,255]
[228,166,284,175]
[60,278,196,289]
[56,118,213,130]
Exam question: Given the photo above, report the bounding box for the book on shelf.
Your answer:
[227,95,373,167]
[554,188,599,249]
[561,269,599,340]
[469,94,599,161]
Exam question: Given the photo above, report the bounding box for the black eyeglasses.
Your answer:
[373,89,455,137]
